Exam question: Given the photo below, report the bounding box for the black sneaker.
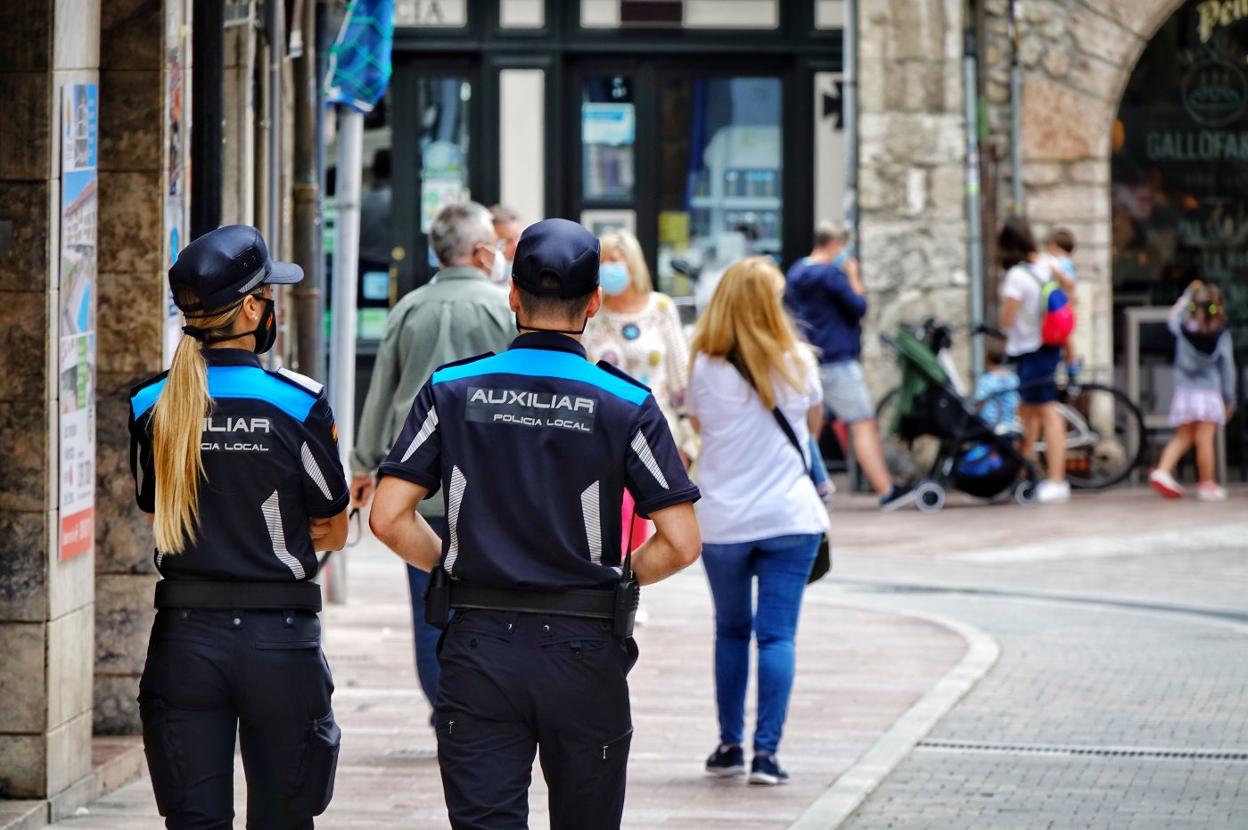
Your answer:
[705,744,745,777]
[749,753,790,785]
[879,484,917,513]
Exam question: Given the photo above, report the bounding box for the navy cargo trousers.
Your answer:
[138,608,340,829]
[435,608,639,829]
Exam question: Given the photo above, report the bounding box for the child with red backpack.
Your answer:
[998,218,1075,504]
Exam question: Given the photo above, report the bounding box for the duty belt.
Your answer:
[154,579,322,611]
[449,581,615,620]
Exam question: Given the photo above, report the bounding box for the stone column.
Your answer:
[858,0,970,390]
[0,0,99,801]
[93,0,166,735]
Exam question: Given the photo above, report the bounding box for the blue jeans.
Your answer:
[406,515,447,708]
[702,533,822,755]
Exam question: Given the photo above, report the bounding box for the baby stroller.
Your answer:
[878,322,1039,512]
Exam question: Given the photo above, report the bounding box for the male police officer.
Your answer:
[370,218,701,829]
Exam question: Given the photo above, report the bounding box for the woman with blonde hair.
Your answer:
[128,226,350,828]
[687,256,828,786]
[584,229,694,556]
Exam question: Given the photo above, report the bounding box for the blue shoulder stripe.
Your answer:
[130,365,318,421]
[432,349,649,406]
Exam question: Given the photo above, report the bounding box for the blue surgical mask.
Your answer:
[599,261,631,296]
[830,250,848,268]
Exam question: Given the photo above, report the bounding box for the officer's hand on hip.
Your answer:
[351,473,375,508]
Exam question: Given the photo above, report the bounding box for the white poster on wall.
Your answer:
[163,2,189,366]
[59,83,99,561]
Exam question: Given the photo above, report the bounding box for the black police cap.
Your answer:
[169,225,302,313]
[511,218,600,299]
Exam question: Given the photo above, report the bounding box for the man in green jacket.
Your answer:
[351,201,514,711]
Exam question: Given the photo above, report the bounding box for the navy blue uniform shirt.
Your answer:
[129,349,350,581]
[378,332,699,592]
[785,257,868,364]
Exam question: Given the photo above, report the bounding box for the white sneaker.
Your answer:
[1035,479,1071,504]
[1196,483,1227,502]
[1149,469,1184,499]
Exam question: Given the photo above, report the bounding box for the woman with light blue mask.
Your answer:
[584,230,696,561]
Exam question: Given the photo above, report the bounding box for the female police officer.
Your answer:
[128,225,351,829]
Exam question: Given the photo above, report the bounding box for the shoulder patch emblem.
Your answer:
[276,367,324,396]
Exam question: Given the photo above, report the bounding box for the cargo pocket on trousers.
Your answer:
[138,695,185,816]
[289,711,342,817]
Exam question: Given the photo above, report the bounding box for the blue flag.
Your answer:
[325,0,393,114]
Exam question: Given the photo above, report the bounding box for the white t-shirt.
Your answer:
[1001,262,1043,357]
[687,349,830,545]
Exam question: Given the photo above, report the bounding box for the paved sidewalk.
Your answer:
[53,538,966,829]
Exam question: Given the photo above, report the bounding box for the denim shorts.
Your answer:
[1015,346,1062,404]
[820,359,876,423]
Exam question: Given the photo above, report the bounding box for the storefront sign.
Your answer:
[394,0,466,27]
[582,103,636,146]
[1197,0,1248,43]
[58,83,98,561]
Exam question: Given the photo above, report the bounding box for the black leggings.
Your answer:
[139,608,339,830]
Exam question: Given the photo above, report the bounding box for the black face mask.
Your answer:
[250,298,277,354]
[514,314,588,337]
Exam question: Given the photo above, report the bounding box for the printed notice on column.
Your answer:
[59,83,98,561]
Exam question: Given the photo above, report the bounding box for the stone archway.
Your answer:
[993,0,1188,379]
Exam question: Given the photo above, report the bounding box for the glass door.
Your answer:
[392,57,482,298]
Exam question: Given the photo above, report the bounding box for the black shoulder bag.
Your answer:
[728,355,832,584]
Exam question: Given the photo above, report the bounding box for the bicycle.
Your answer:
[876,320,1147,494]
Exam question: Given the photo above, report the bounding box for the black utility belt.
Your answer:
[154,579,322,612]
[450,582,616,619]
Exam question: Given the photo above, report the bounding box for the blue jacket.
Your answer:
[785,257,868,364]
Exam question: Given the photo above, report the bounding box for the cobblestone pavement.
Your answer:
[827,485,1248,829]
[52,536,964,829]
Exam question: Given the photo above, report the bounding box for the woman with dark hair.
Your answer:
[998,217,1069,503]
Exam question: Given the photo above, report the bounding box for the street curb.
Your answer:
[788,597,1001,830]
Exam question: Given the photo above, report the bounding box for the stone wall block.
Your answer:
[100,0,161,70]
[929,164,965,219]
[0,2,51,71]
[1042,46,1071,79]
[1067,158,1110,185]
[0,401,48,513]
[0,733,47,797]
[0,504,49,622]
[0,289,48,401]
[93,674,141,735]
[882,0,951,60]
[0,72,52,181]
[1067,7,1141,67]
[1022,161,1064,187]
[94,378,159,575]
[47,604,93,728]
[45,710,92,794]
[0,622,48,731]
[1066,53,1129,102]
[97,273,163,378]
[0,181,50,292]
[99,69,161,172]
[96,171,160,273]
[1028,183,1109,223]
[1098,0,1175,39]
[1021,79,1111,161]
[53,0,100,71]
[94,572,156,676]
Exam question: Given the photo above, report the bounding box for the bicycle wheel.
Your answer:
[875,387,943,485]
[1041,382,1146,490]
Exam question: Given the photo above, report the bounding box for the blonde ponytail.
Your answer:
[151,292,247,554]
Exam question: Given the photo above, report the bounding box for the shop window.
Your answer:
[394,0,467,28]
[656,76,782,299]
[581,76,636,203]
[815,0,844,29]
[581,0,778,29]
[1113,1,1248,345]
[500,0,544,28]
[418,76,473,256]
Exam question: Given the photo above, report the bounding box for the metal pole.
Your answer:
[292,0,323,381]
[1009,0,1025,217]
[843,0,860,249]
[964,11,985,380]
[191,0,224,238]
[328,107,363,604]
[265,0,284,254]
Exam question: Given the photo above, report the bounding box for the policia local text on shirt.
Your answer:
[129,226,351,829]
[370,218,702,830]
